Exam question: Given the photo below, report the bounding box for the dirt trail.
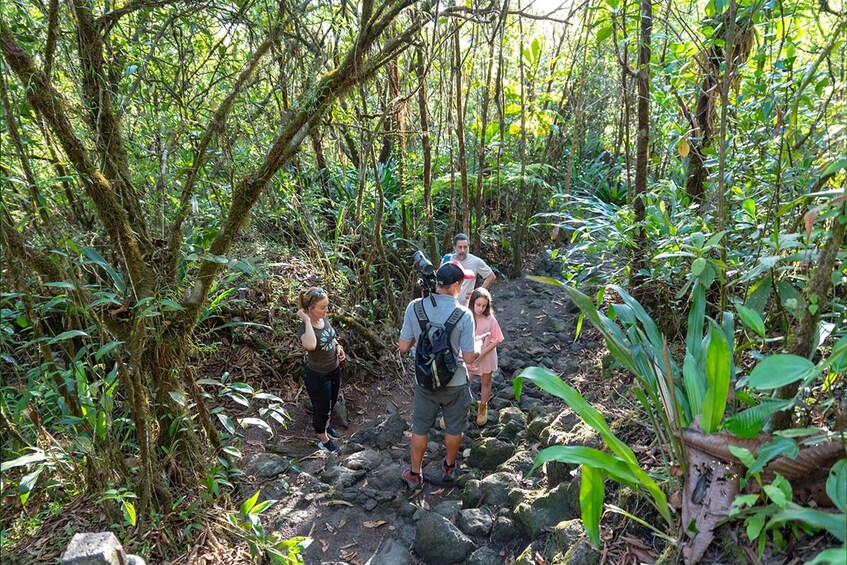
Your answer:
[243,253,605,564]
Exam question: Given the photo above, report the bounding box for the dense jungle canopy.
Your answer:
[1,0,845,562]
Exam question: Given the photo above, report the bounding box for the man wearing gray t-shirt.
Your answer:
[399,261,486,490]
[444,233,496,305]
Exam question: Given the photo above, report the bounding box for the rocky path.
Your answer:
[243,256,609,564]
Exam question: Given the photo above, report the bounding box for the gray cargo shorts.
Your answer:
[412,384,471,436]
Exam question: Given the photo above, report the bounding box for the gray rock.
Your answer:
[553,519,585,553]
[463,472,518,507]
[541,418,599,450]
[497,449,536,477]
[319,465,366,488]
[514,482,579,539]
[545,460,574,488]
[562,539,601,565]
[332,396,349,427]
[515,540,548,565]
[344,448,382,471]
[248,452,291,478]
[465,546,502,565]
[413,512,476,564]
[62,533,143,565]
[491,515,523,543]
[498,406,528,428]
[350,412,407,450]
[366,537,409,565]
[458,508,493,537]
[468,437,515,470]
[433,500,462,522]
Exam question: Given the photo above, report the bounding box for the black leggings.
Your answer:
[303,365,342,434]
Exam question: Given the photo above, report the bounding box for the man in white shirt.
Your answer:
[444,233,496,305]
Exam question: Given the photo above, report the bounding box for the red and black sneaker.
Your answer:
[440,457,458,483]
[402,468,423,491]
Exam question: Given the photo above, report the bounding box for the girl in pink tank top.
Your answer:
[467,288,505,426]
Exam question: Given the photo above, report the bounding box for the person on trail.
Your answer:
[443,233,496,306]
[466,288,505,427]
[296,287,346,453]
[398,261,486,491]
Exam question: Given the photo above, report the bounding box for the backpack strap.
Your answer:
[413,300,429,333]
[443,307,464,335]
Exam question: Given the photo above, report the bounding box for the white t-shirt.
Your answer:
[446,252,494,305]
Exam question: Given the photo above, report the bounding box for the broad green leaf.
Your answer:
[764,483,787,507]
[239,417,273,436]
[827,459,847,513]
[1,451,47,472]
[691,257,707,276]
[596,25,613,42]
[701,322,731,433]
[821,156,847,178]
[723,399,792,438]
[747,511,766,540]
[517,367,638,467]
[19,467,43,506]
[748,355,816,390]
[766,502,846,542]
[806,545,847,565]
[686,282,706,360]
[168,391,187,406]
[228,382,255,395]
[530,445,639,486]
[122,501,137,526]
[217,413,235,435]
[752,438,798,474]
[249,499,278,515]
[683,351,705,417]
[241,490,261,514]
[47,330,88,344]
[729,445,756,468]
[580,466,605,548]
[735,305,766,338]
[94,341,123,361]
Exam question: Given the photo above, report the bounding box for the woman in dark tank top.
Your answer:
[296,286,346,452]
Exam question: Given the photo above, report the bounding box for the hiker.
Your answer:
[467,288,505,426]
[443,233,496,305]
[398,261,485,491]
[296,286,346,453]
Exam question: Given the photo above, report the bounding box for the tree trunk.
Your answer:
[631,0,652,285]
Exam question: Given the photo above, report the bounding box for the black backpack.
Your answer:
[413,300,464,391]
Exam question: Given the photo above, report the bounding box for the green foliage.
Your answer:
[226,489,310,563]
[515,366,671,546]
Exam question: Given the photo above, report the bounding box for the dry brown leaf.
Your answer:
[338,519,347,529]
[341,541,358,549]
[319,539,329,553]
[363,520,386,528]
[420,499,430,510]
[430,488,445,495]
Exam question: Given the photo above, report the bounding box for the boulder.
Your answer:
[319,465,365,488]
[413,512,476,564]
[457,508,493,537]
[432,500,462,522]
[553,519,585,553]
[468,437,515,470]
[561,539,601,565]
[349,413,407,450]
[491,514,523,543]
[514,482,579,539]
[497,449,536,477]
[463,472,518,508]
[365,537,409,565]
[344,448,382,471]
[248,452,290,478]
[465,546,502,565]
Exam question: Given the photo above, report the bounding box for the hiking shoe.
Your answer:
[402,469,423,491]
[440,457,458,482]
[318,439,339,453]
[477,403,488,426]
[326,426,342,440]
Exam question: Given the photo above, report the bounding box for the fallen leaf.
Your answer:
[420,499,430,510]
[338,519,347,529]
[363,520,386,528]
[319,539,328,552]
[430,488,445,495]
[341,541,358,549]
